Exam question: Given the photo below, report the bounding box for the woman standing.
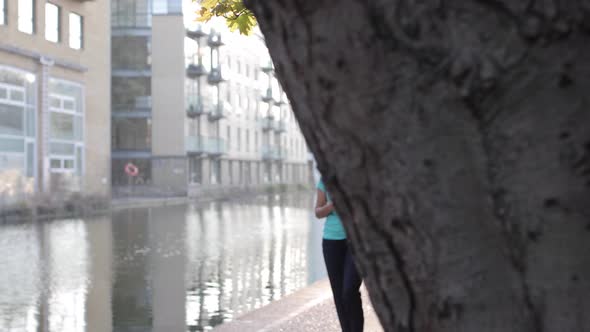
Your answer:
[315,178,363,332]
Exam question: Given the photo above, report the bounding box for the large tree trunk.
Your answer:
[245,0,590,331]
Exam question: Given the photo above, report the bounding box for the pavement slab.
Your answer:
[213,278,384,332]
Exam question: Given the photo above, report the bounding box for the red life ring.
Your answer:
[125,162,139,177]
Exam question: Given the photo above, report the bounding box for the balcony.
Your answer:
[187,103,206,117]
[112,96,152,114]
[275,120,287,133]
[208,33,223,47]
[207,68,225,84]
[262,146,287,161]
[186,63,207,78]
[277,148,288,160]
[208,102,227,121]
[261,88,274,103]
[186,27,208,40]
[186,136,227,156]
[260,61,273,73]
[261,116,276,132]
[261,146,279,160]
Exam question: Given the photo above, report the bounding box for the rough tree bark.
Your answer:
[245,0,590,331]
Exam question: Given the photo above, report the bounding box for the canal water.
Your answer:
[0,191,327,332]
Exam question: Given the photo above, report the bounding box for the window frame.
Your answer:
[47,78,85,176]
[45,2,60,43]
[68,12,83,50]
[0,0,7,25]
[17,0,35,34]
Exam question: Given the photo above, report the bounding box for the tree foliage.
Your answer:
[197,0,257,35]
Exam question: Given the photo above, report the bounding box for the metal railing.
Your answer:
[208,102,227,121]
[186,94,205,117]
[275,120,287,133]
[262,146,287,160]
[186,63,207,78]
[261,116,276,131]
[186,136,227,155]
[261,146,279,160]
[112,12,152,28]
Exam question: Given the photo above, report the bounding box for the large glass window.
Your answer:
[189,156,201,184]
[45,3,60,42]
[0,103,24,136]
[185,78,200,111]
[69,13,83,50]
[112,77,151,112]
[18,0,35,34]
[153,0,182,14]
[48,79,83,175]
[111,0,152,27]
[0,0,6,25]
[112,117,151,151]
[112,35,151,70]
[210,159,220,184]
[0,67,37,198]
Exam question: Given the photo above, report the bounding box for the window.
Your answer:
[226,126,231,151]
[69,13,83,49]
[45,3,60,42]
[245,64,250,78]
[48,79,84,175]
[235,87,241,112]
[112,77,151,111]
[18,0,35,34]
[237,59,241,74]
[255,132,258,152]
[189,156,201,184]
[0,0,6,25]
[112,117,151,151]
[237,128,241,151]
[246,130,249,152]
[153,0,182,15]
[211,159,221,184]
[0,68,37,189]
[211,48,219,68]
[112,35,151,70]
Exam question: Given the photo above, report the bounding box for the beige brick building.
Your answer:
[0,0,111,204]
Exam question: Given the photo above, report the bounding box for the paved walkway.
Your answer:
[213,278,384,332]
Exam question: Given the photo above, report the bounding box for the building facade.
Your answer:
[0,0,111,204]
[111,0,311,197]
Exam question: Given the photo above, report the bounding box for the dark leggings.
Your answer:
[323,239,364,332]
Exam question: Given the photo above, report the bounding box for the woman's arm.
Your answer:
[315,189,334,218]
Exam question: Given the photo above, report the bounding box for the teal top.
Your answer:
[317,179,346,240]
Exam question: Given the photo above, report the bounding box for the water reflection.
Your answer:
[0,218,112,332]
[0,192,325,332]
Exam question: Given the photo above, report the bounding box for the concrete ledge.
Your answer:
[213,278,384,332]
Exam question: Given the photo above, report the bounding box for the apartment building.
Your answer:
[111,0,310,196]
[0,0,111,203]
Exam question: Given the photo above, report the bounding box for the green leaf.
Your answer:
[196,0,257,35]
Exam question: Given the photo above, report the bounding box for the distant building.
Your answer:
[111,0,310,196]
[0,0,111,203]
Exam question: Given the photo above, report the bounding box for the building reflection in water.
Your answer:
[0,192,324,331]
[184,193,323,330]
[0,217,112,332]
